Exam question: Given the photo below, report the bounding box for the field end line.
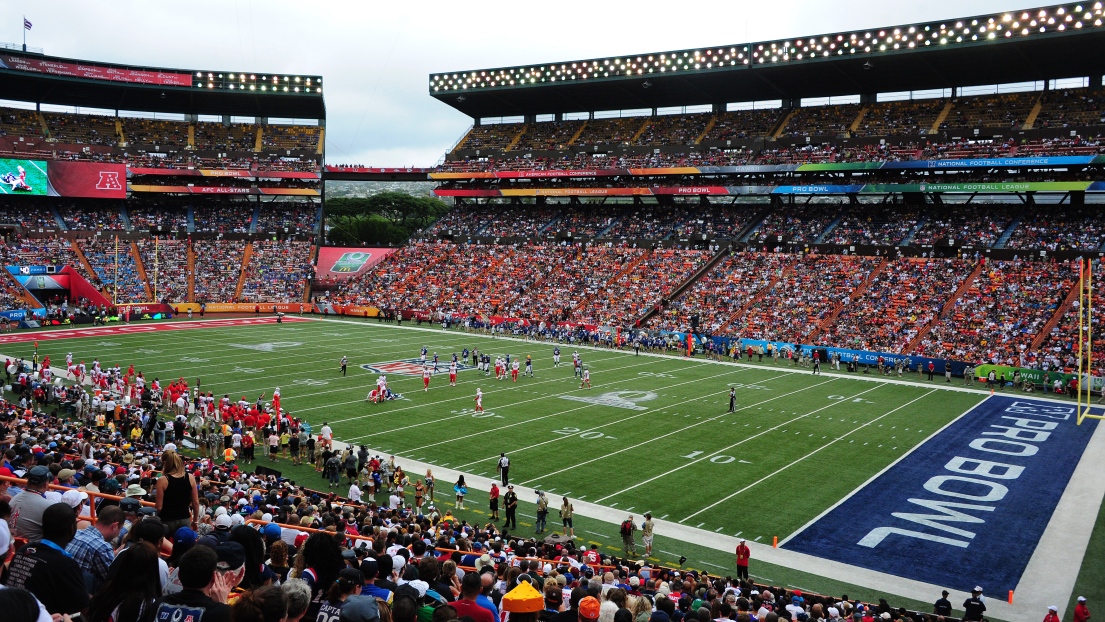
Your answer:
[594,383,883,503]
[363,362,739,451]
[314,355,680,424]
[681,388,939,524]
[455,368,786,471]
[519,375,835,486]
[778,390,985,546]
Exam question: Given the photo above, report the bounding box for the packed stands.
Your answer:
[704,109,783,141]
[1005,206,1105,251]
[0,200,60,229]
[604,206,684,240]
[728,254,882,344]
[579,248,712,325]
[480,207,557,238]
[56,201,126,231]
[574,117,644,147]
[122,118,189,150]
[819,258,976,354]
[239,240,312,303]
[781,103,861,137]
[755,204,840,244]
[441,245,566,317]
[853,99,947,137]
[137,238,190,303]
[822,206,921,246]
[671,205,761,240]
[42,111,119,146]
[635,113,712,146]
[556,205,619,238]
[328,240,449,308]
[1037,258,1104,371]
[193,239,245,302]
[255,202,320,233]
[10,237,97,284]
[918,258,1077,365]
[192,121,257,151]
[649,252,792,333]
[261,124,321,150]
[513,245,646,322]
[512,120,584,151]
[910,205,1013,247]
[460,123,524,151]
[193,203,253,234]
[1035,89,1105,128]
[940,92,1039,129]
[79,236,148,302]
[127,200,191,232]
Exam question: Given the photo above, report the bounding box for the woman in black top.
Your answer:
[155,450,200,533]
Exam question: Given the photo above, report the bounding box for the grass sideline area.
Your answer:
[2,316,1100,621]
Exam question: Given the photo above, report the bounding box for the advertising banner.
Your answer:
[0,157,48,195]
[14,274,68,290]
[255,171,320,180]
[316,247,397,279]
[198,169,254,178]
[170,302,311,314]
[258,188,321,196]
[0,54,192,86]
[128,168,203,177]
[48,161,126,199]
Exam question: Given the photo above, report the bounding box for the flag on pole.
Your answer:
[23,18,32,30]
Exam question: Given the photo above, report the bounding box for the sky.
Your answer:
[5,0,1039,166]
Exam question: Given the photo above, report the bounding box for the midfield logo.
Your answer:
[360,358,475,376]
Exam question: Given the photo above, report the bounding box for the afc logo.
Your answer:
[96,172,122,190]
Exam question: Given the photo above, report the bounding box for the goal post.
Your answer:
[1077,258,1103,425]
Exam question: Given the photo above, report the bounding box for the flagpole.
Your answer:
[22,16,26,51]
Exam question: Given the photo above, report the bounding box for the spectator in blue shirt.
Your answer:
[65,504,124,592]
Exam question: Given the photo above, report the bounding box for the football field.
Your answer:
[2,316,1102,621]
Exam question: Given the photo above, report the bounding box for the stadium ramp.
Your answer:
[130,241,154,301]
[187,242,196,301]
[929,101,953,134]
[234,242,254,301]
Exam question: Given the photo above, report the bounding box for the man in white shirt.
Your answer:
[349,483,362,503]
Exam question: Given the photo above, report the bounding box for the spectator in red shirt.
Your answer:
[448,572,494,622]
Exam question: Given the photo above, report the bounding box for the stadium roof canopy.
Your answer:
[430,3,1105,119]
[0,48,325,119]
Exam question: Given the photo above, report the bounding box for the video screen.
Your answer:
[0,158,48,196]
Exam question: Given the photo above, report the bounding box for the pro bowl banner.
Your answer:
[48,161,126,199]
[316,247,397,279]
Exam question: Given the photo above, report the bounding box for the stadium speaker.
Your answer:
[18,320,40,329]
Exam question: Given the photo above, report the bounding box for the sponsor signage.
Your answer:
[0,54,193,86]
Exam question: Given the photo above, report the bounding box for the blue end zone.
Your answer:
[783,396,1099,594]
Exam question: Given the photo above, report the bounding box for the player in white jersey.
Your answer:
[474,388,484,413]
[77,361,87,383]
[580,366,591,389]
[511,359,520,382]
[449,360,457,386]
[423,366,432,391]
[65,352,73,366]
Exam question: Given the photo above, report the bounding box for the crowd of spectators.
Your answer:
[255,203,321,234]
[634,114,712,146]
[462,124,525,151]
[57,202,126,232]
[574,118,645,148]
[239,240,313,303]
[704,109,783,141]
[328,240,451,308]
[822,207,921,246]
[727,254,881,345]
[193,204,254,234]
[261,125,321,151]
[578,248,711,325]
[128,200,192,232]
[512,120,585,151]
[649,252,791,333]
[510,245,645,322]
[193,240,246,302]
[137,238,191,304]
[79,236,149,302]
[755,205,839,244]
[939,92,1039,129]
[910,205,1012,247]
[193,122,258,152]
[0,106,42,140]
[780,104,861,137]
[122,118,189,151]
[852,100,947,137]
[1005,206,1105,251]
[8,237,98,285]
[917,258,1076,365]
[1035,89,1105,128]
[42,112,120,146]
[441,245,568,317]
[819,258,975,354]
[0,201,61,230]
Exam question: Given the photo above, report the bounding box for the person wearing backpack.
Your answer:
[619,515,637,557]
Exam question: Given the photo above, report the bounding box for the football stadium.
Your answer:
[0,5,1103,622]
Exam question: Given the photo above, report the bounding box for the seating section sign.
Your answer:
[315,247,396,279]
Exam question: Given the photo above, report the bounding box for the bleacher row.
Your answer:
[451,89,1105,154]
[0,106,321,152]
[0,236,313,305]
[2,199,321,234]
[326,241,1083,367]
[427,203,1105,251]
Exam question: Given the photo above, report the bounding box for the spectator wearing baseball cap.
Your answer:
[1074,597,1090,622]
[9,465,55,541]
[155,545,233,622]
[963,587,986,622]
[579,596,602,622]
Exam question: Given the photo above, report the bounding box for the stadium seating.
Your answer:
[1005,206,1105,251]
[261,124,321,151]
[1035,89,1105,128]
[127,199,191,232]
[78,236,149,302]
[649,252,792,333]
[822,206,922,246]
[255,202,320,233]
[0,106,44,140]
[0,200,61,230]
[635,113,712,146]
[42,112,119,146]
[56,201,126,231]
[574,117,645,147]
[122,118,189,150]
[852,99,947,137]
[940,92,1039,129]
[238,239,312,303]
[192,121,257,151]
[917,259,1077,365]
[754,204,840,244]
[193,203,254,234]
[460,123,525,151]
[512,120,585,151]
[819,258,976,354]
[511,245,646,322]
[704,109,784,140]
[726,254,882,345]
[193,239,246,302]
[910,205,1012,247]
[577,248,712,325]
[136,238,190,303]
[781,104,861,137]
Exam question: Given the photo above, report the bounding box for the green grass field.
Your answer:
[4,316,1102,619]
